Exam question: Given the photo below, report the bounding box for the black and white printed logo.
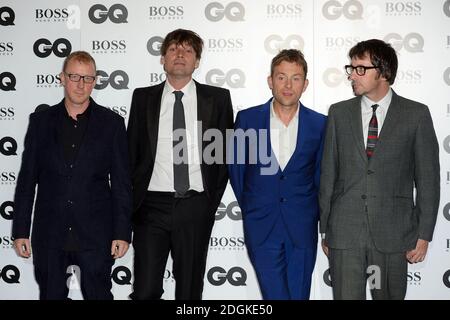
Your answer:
[111,266,132,285]
[0,7,15,26]
[0,235,14,248]
[383,33,424,53]
[0,106,15,120]
[0,72,16,91]
[149,73,166,85]
[205,2,245,22]
[205,68,245,88]
[207,38,243,52]
[147,36,164,56]
[0,41,13,56]
[0,201,13,220]
[36,74,61,88]
[444,270,450,288]
[33,38,72,58]
[323,68,347,87]
[35,8,69,22]
[215,201,242,221]
[322,0,363,20]
[444,67,450,86]
[149,6,183,20]
[95,70,129,90]
[323,268,332,287]
[407,271,422,285]
[266,3,302,18]
[444,203,450,221]
[395,69,422,84]
[0,265,20,283]
[264,34,304,55]
[106,106,128,118]
[385,1,422,16]
[0,136,17,156]
[164,269,175,282]
[209,236,245,251]
[325,37,360,51]
[88,4,128,24]
[92,39,126,54]
[444,0,450,17]
[0,172,17,185]
[207,266,247,286]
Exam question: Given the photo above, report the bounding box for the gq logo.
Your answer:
[0,72,16,91]
[0,136,17,156]
[0,265,20,284]
[215,201,241,221]
[383,33,424,53]
[444,135,450,154]
[444,270,450,288]
[205,69,245,88]
[323,268,332,287]
[444,67,450,86]
[264,34,304,55]
[323,68,347,87]
[322,0,363,20]
[111,266,132,285]
[95,70,129,90]
[205,2,245,22]
[0,6,15,26]
[147,36,164,56]
[207,266,247,286]
[88,4,128,24]
[0,201,14,220]
[444,0,450,17]
[33,38,72,58]
[444,203,450,221]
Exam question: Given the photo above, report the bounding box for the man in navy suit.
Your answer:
[228,49,326,299]
[12,51,132,300]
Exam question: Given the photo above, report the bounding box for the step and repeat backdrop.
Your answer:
[1,0,449,300]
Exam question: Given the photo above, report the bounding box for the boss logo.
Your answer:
[215,201,241,221]
[385,2,421,15]
[33,38,72,58]
[325,37,360,49]
[267,3,302,16]
[0,201,13,220]
[207,266,247,286]
[0,136,17,156]
[95,70,129,90]
[0,7,15,26]
[209,236,245,250]
[88,4,128,24]
[0,235,14,247]
[264,34,304,55]
[106,106,128,118]
[322,0,363,20]
[207,38,243,51]
[0,42,13,53]
[35,8,69,20]
[149,73,166,84]
[407,271,422,285]
[36,74,61,88]
[0,107,15,119]
[92,40,126,53]
[204,2,245,22]
[0,172,17,184]
[205,68,245,88]
[0,72,16,91]
[383,33,424,53]
[0,265,20,283]
[111,266,132,285]
[149,6,183,19]
[147,36,164,56]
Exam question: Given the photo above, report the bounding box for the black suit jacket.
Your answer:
[127,80,234,218]
[12,99,132,250]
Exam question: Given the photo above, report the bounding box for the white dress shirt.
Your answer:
[148,80,204,192]
[361,88,392,148]
[270,100,299,171]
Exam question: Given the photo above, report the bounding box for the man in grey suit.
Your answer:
[319,39,440,300]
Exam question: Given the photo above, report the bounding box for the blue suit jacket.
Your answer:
[228,99,326,249]
[12,99,132,250]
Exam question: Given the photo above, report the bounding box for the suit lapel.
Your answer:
[283,103,304,172]
[146,82,165,162]
[263,99,281,172]
[195,81,214,131]
[347,97,368,164]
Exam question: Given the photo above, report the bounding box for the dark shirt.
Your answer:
[61,104,91,251]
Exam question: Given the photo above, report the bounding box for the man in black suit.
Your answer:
[12,51,132,300]
[127,29,233,300]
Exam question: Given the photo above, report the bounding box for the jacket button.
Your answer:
[361,195,367,200]
[280,198,287,202]
[367,170,374,174]
[280,175,286,180]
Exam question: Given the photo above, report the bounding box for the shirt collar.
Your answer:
[163,79,196,99]
[270,99,300,120]
[361,88,392,112]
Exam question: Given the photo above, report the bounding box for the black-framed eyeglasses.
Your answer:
[65,73,96,84]
[344,65,379,76]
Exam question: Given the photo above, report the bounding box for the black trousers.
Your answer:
[131,191,215,300]
[33,247,114,300]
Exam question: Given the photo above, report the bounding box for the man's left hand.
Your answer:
[111,240,129,259]
[406,239,429,263]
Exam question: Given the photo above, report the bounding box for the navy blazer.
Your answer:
[228,99,326,248]
[12,99,132,250]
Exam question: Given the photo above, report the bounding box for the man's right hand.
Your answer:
[321,239,329,257]
[14,238,32,258]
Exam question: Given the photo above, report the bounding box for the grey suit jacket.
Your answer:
[319,91,440,253]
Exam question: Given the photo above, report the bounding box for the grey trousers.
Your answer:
[328,218,408,300]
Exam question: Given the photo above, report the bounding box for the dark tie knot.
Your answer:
[174,90,184,101]
[371,104,379,113]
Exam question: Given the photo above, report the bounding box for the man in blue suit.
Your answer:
[12,51,132,299]
[228,49,326,299]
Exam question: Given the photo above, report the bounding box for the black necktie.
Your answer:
[366,104,379,158]
[173,91,190,195]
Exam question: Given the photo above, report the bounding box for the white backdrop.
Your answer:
[1,0,449,300]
